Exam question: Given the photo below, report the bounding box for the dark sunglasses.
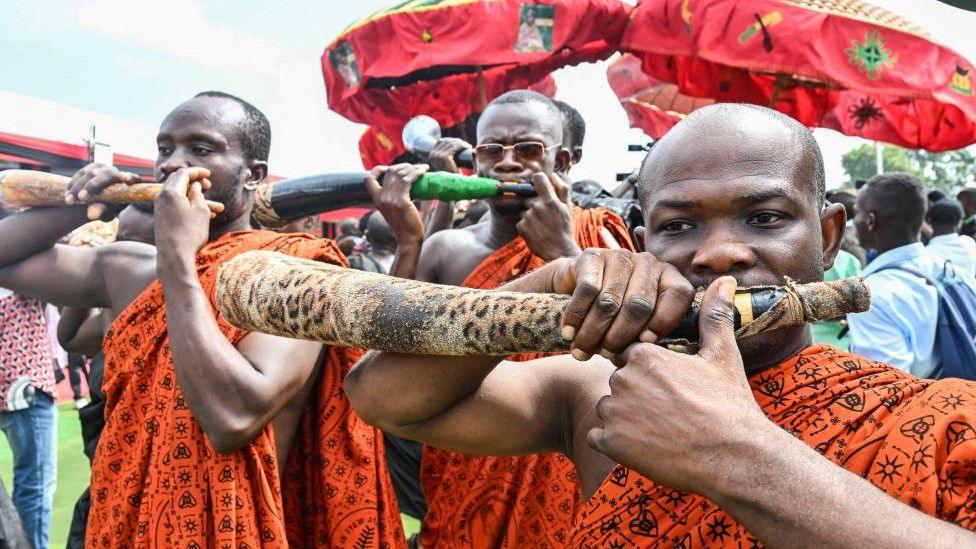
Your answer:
[473,141,562,163]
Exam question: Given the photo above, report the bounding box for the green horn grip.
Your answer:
[410,172,502,201]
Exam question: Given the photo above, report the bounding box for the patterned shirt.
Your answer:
[0,289,57,408]
[572,345,976,547]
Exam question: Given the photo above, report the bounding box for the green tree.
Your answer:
[907,149,976,191]
[840,144,921,186]
[841,144,976,192]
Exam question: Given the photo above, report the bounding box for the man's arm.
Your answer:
[348,350,611,459]
[0,163,145,307]
[589,278,976,548]
[153,167,325,453]
[0,206,115,307]
[364,164,428,279]
[422,137,470,238]
[163,258,323,452]
[711,421,976,547]
[423,200,456,238]
[610,173,635,198]
[57,308,104,356]
[346,249,693,492]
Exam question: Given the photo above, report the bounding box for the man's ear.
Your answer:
[633,225,647,252]
[555,147,572,174]
[243,160,268,191]
[820,202,845,271]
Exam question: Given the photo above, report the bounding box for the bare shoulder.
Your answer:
[424,225,481,253]
[417,226,483,282]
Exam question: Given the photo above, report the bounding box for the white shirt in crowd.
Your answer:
[848,243,939,378]
[926,233,976,276]
[849,242,976,378]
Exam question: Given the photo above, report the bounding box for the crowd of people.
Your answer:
[0,88,976,548]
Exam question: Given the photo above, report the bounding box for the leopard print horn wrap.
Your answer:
[215,251,871,356]
[217,251,570,355]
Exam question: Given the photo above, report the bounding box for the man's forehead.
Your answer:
[643,172,803,208]
[477,102,561,143]
[640,120,818,206]
[158,97,242,140]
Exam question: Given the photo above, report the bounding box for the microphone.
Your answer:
[401,116,474,169]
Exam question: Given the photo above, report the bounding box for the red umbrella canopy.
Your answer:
[323,0,629,128]
[621,0,976,151]
[358,74,558,169]
[607,53,713,140]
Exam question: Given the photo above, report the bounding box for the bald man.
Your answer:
[348,104,976,546]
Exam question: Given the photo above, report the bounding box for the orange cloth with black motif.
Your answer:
[87,230,404,548]
[421,207,634,547]
[573,345,976,547]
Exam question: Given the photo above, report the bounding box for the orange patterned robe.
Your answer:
[87,230,403,548]
[421,208,633,547]
[573,345,976,547]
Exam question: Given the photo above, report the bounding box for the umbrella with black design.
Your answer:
[323,0,629,130]
[620,0,976,151]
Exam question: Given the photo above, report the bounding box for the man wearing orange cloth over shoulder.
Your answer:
[367,89,632,547]
[0,91,402,548]
[349,104,976,548]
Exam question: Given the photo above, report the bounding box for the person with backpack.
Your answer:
[849,173,976,378]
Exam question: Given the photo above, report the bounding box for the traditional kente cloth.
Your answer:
[421,208,633,548]
[87,230,403,548]
[573,345,976,548]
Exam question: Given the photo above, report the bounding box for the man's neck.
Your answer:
[931,228,956,239]
[873,235,918,255]
[743,327,814,378]
[484,211,521,249]
[208,214,252,242]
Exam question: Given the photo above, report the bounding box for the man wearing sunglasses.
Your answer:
[367,89,633,547]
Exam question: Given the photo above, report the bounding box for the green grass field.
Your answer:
[0,404,420,548]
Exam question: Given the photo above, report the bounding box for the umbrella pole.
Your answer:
[769,73,789,107]
[875,142,884,175]
[477,66,487,110]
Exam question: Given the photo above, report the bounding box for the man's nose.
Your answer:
[690,225,755,275]
[493,147,523,173]
[158,148,192,178]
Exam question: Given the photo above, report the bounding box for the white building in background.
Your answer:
[0,89,157,176]
[0,89,157,158]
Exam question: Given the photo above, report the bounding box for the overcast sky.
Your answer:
[1,0,974,187]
